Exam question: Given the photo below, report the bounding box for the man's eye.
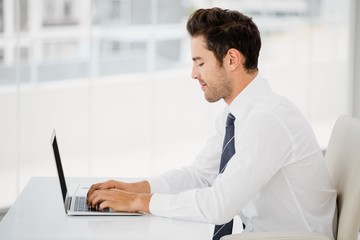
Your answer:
[199,63,204,67]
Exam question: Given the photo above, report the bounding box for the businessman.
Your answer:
[87,8,336,240]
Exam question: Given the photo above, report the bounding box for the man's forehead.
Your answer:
[191,36,211,59]
[191,36,206,48]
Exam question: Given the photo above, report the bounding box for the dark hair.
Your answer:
[186,7,261,71]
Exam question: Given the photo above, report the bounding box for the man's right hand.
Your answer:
[86,179,152,213]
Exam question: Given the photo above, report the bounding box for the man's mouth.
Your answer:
[199,81,207,91]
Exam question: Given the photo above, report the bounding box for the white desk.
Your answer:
[0,177,212,240]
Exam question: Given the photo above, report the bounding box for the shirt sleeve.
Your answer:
[149,112,293,224]
[148,111,226,194]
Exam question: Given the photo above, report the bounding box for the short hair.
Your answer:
[186,7,261,71]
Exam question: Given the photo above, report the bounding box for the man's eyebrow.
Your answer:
[192,56,203,62]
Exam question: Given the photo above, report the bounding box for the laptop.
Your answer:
[51,130,142,216]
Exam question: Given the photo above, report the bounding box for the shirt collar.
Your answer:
[228,74,272,123]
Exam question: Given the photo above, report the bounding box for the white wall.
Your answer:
[0,69,224,207]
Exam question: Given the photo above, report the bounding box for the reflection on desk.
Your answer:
[0,177,212,240]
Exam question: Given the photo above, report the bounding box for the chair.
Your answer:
[221,115,360,240]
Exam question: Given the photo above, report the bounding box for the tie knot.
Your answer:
[226,113,235,126]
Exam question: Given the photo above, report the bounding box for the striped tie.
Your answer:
[213,113,236,240]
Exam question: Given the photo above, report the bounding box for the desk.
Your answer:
[0,177,212,240]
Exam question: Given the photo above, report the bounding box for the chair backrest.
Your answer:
[325,115,360,240]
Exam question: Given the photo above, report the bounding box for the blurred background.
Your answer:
[0,0,359,212]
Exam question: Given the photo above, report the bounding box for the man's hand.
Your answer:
[87,188,151,213]
[87,179,150,197]
[86,179,151,213]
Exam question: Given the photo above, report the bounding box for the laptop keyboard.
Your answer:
[74,196,89,211]
[74,196,110,212]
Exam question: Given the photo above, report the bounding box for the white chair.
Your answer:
[221,115,360,240]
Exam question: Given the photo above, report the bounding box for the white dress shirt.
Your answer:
[148,75,336,239]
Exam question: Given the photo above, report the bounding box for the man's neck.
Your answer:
[224,70,258,105]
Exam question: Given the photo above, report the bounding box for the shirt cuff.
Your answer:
[149,193,172,216]
[149,190,207,223]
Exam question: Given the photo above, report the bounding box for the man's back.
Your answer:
[234,77,336,238]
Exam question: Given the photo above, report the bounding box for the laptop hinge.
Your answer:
[65,196,72,212]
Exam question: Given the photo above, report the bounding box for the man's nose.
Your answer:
[191,66,199,80]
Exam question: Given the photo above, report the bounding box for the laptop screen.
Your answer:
[51,131,68,203]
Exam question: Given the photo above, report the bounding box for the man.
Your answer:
[87,8,336,240]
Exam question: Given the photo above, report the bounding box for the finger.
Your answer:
[91,189,120,208]
[87,191,96,207]
[87,182,103,198]
[98,180,116,190]
[87,192,95,207]
[87,180,118,200]
[91,181,125,197]
[94,190,122,211]
[90,194,104,208]
[95,180,122,192]
[88,189,107,207]
[99,200,112,211]
[98,198,128,212]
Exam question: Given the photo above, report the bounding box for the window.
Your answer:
[14,0,28,31]
[155,39,182,70]
[98,40,147,74]
[16,47,29,63]
[43,0,78,26]
[0,0,3,32]
[92,0,132,25]
[43,41,78,61]
[0,49,4,64]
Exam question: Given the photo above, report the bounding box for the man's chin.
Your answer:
[204,94,222,103]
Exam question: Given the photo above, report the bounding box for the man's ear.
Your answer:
[225,48,243,71]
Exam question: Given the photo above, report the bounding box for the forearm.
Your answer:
[128,180,151,193]
[134,193,152,213]
[127,181,152,213]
